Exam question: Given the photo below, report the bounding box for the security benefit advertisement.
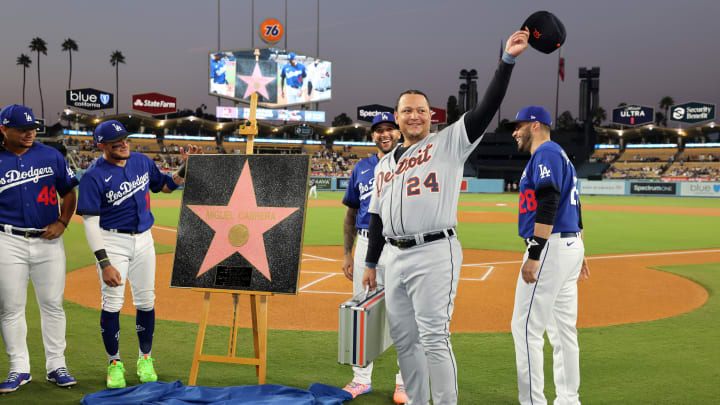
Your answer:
[209,48,332,108]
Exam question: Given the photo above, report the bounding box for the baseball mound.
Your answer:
[64,238,712,333]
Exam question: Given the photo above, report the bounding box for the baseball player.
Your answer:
[76,120,201,389]
[341,113,406,403]
[280,53,307,105]
[309,179,317,199]
[362,29,530,404]
[210,53,232,97]
[0,104,78,393]
[508,106,590,405]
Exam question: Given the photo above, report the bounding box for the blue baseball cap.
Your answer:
[0,104,42,130]
[94,120,129,144]
[506,106,552,130]
[371,112,398,132]
[288,52,296,60]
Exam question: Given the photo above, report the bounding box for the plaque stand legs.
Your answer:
[188,288,271,385]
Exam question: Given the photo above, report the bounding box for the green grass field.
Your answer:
[1,192,718,404]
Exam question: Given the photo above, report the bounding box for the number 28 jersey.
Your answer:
[518,140,582,239]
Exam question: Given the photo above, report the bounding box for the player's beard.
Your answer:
[515,125,533,153]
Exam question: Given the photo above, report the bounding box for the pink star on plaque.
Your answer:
[237,62,275,99]
[187,160,298,281]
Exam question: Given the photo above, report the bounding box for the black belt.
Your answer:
[8,229,44,238]
[387,229,456,250]
[103,228,140,235]
[523,232,580,246]
[357,229,369,237]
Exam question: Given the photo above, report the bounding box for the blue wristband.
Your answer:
[165,174,180,191]
[501,51,516,65]
[365,262,377,269]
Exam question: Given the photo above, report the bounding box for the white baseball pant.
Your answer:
[384,235,462,405]
[0,232,68,374]
[351,233,403,386]
[511,233,584,405]
[98,230,156,313]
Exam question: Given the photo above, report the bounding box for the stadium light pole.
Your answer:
[315,0,320,112]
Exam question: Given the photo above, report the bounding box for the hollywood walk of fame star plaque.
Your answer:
[171,154,310,294]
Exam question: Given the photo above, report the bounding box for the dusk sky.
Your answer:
[1,0,718,129]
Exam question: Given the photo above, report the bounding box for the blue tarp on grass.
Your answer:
[81,381,353,405]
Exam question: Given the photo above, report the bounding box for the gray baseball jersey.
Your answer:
[368,115,480,237]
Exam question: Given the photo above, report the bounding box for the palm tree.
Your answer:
[16,54,32,105]
[592,106,607,126]
[659,96,674,127]
[29,37,48,118]
[110,50,126,115]
[61,38,78,89]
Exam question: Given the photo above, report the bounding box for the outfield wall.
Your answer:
[315,177,504,193]
[579,179,720,198]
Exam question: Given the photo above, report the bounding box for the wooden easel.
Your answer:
[188,49,272,385]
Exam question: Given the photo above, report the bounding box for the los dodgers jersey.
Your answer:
[342,155,380,229]
[368,114,482,237]
[211,60,227,84]
[281,63,307,88]
[518,140,582,239]
[0,142,78,229]
[76,152,169,232]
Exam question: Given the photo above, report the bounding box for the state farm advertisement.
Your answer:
[132,92,177,115]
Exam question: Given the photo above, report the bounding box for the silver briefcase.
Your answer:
[338,287,393,367]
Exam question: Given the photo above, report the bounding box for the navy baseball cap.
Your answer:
[505,106,552,130]
[94,120,129,144]
[288,52,296,60]
[371,112,398,132]
[522,11,566,54]
[0,104,42,130]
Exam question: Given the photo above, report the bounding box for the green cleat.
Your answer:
[106,360,126,389]
[137,355,158,383]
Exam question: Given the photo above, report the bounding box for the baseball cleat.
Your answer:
[342,381,372,398]
[46,367,77,387]
[0,372,32,393]
[106,360,126,389]
[393,383,408,403]
[137,354,158,383]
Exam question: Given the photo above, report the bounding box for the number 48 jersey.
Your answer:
[518,140,581,239]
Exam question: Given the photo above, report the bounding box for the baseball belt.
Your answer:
[386,228,456,250]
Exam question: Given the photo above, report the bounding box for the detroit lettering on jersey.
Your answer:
[0,142,78,229]
[77,152,169,233]
[342,155,379,230]
[518,141,581,239]
[368,118,481,237]
[375,144,433,196]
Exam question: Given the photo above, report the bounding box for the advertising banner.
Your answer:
[216,106,325,123]
[337,178,349,190]
[357,104,394,123]
[679,182,720,197]
[430,106,447,125]
[132,92,177,115]
[669,102,716,124]
[314,177,332,190]
[578,180,625,195]
[612,105,653,126]
[66,88,114,111]
[629,182,676,195]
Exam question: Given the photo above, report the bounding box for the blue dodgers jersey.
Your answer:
[281,63,307,88]
[211,60,227,84]
[77,152,169,232]
[342,155,379,229]
[518,141,582,239]
[0,142,78,228]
